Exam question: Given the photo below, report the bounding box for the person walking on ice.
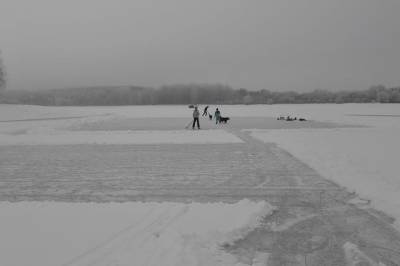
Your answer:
[192,106,200,130]
[214,108,221,124]
[202,105,209,116]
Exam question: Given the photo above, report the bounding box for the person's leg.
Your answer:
[192,119,195,129]
[196,118,200,129]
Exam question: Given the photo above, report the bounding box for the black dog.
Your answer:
[209,114,213,120]
[219,116,230,123]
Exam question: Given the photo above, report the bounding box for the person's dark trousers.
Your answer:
[202,110,207,116]
[192,118,200,129]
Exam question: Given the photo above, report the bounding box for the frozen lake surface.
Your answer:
[0,104,400,265]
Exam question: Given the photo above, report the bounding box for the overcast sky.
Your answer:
[1,0,400,91]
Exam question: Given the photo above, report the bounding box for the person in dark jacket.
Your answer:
[214,108,221,124]
[192,106,200,129]
[202,106,209,116]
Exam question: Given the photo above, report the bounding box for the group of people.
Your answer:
[191,105,222,129]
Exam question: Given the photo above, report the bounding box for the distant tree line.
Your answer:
[1,84,400,105]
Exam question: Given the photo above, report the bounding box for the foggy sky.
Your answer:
[1,0,400,91]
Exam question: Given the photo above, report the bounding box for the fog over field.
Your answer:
[1,0,400,91]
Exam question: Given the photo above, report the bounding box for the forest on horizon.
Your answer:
[1,84,400,106]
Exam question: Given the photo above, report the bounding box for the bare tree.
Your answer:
[0,50,6,91]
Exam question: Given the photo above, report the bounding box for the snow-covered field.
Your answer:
[0,103,399,265]
[0,200,272,266]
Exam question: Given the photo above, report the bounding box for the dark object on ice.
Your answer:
[285,116,298,121]
[219,116,230,123]
[188,104,195,108]
[209,114,213,120]
[278,116,304,121]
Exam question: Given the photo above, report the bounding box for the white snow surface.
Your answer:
[0,200,272,266]
[1,103,400,264]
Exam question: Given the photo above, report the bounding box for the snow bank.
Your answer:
[0,129,243,145]
[250,128,400,230]
[0,200,273,266]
